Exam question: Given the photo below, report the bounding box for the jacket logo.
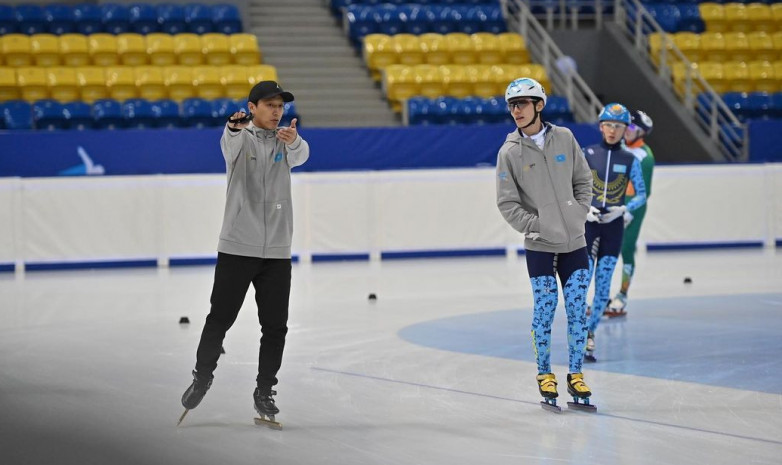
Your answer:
[555,154,566,162]
[247,152,256,161]
[523,163,535,171]
[498,171,508,181]
[613,164,627,173]
[274,152,283,162]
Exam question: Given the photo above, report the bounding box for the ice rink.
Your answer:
[1,248,780,465]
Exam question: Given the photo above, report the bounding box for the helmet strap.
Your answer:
[522,99,543,129]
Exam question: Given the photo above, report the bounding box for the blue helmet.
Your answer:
[598,103,631,124]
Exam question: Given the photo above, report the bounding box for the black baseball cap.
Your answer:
[248,81,294,104]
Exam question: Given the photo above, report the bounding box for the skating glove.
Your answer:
[601,205,627,224]
[586,206,601,223]
[623,210,634,227]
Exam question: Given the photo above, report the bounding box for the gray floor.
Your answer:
[1,248,781,465]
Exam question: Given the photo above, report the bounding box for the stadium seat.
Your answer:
[281,101,299,127]
[146,33,177,66]
[445,33,476,65]
[0,5,16,35]
[430,5,460,35]
[457,96,485,124]
[647,4,680,33]
[772,5,782,34]
[92,98,124,129]
[723,61,752,93]
[76,67,108,103]
[746,4,773,33]
[482,5,506,34]
[698,3,726,33]
[193,66,224,99]
[46,67,79,102]
[220,65,249,99]
[471,33,503,65]
[748,61,776,94]
[16,67,49,101]
[439,64,472,98]
[674,32,701,63]
[383,65,418,111]
[700,32,727,63]
[377,5,404,36]
[174,33,204,65]
[468,64,495,98]
[433,96,459,124]
[543,95,573,123]
[88,33,120,66]
[182,97,215,127]
[63,101,92,129]
[721,91,749,121]
[498,33,529,64]
[677,4,705,34]
[2,100,33,129]
[519,64,550,94]
[247,65,278,85]
[413,64,444,99]
[150,99,181,127]
[229,33,261,65]
[212,97,240,123]
[394,34,424,66]
[364,34,396,79]
[202,33,232,65]
[402,5,430,35]
[747,32,776,63]
[488,64,514,97]
[772,33,782,62]
[44,4,75,35]
[724,3,750,34]
[106,66,137,101]
[773,61,782,93]
[647,32,673,66]
[0,68,21,102]
[417,33,448,66]
[128,3,158,34]
[406,96,434,125]
[212,4,242,34]
[30,34,61,66]
[1,34,33,67]
[671,61,697,96]
[59,34,90,66]
[164,66,196,101]
[73,3,102,35]
[746,91,772,119]
[185,3,213,34]
[135,66,167,100]
[723,32,751,64]
[122,98,156,128]
[15,4,46,35]
[101,3,130,35]
[344,6,379,46]
[482,96,507,124]
[158,3,186,34]
[771,92,782,119]
[33,99,68,130]
[698,62,727,94]
[117,33,147,66]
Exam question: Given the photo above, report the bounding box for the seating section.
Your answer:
[406,94,573,126]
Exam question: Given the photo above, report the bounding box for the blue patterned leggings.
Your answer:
[585,218,624,332]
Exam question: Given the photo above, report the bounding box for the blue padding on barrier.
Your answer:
[381,248,506,260]
[776,239,782,248]
[25,259,158,271]
[0,263,14,272]
[646,241,764,251]
[311,253,370,262]
[748,120,782,163]
[0,124,602,177]
[169,257,217,267]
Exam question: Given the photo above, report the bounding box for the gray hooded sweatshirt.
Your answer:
[495,124,593,253]
[217,123,310,259]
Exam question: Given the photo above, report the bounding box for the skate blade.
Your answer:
[254,416,283,430]
[540,400,562,414]
[567,401,597,413]
[605,311,627,318]
[177,409,189,426]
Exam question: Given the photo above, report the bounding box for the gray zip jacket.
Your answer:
[495,124,593,253]
[217,123,310,258]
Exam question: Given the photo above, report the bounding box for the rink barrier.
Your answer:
[646,241,765,251]
[381,248,506,260]
[24,258,157,271]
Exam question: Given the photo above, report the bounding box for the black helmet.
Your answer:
[630,110,653,135]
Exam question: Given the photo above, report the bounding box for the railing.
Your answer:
[501,0,604,123]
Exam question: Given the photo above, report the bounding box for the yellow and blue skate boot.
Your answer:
[566,373,597,412]
[536,373,561,413]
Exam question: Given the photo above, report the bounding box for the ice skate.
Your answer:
[566,373,597,412]
[253,388,282,430]
[605,293,627,318]
[177,371,213,425]
[584,332,597,363]
[536,373,561,413]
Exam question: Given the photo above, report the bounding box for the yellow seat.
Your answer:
[497,33,529,64]
[202,33,232,65]
[30,34,60,67]
[247,65,278,85]
[193,66,224,99]
[59,34,90,67]
[46,67,79,102]
[229,33,261,65]
[746,4,773,33]
[220,65,249,99]
[700,32,727,63]
[774,60,782,91]
[648,32,675,66]
[106,66,138,101]
[164,66,195,101]
[724,3,751,33]
[724,32,751,63]
[117,33,147,66]
[699,3,726,33]
[674,32,701,63]
[723,61,752,93]
[419,33,450,66]
[471,33,503,65]
[1,34,33,67]
[383,65,418,111]
[146,33,177,66]
[489,64,514,97]
[467,64,496,98]
[16,67,48,101]
[174,33,204,65]
[75,67,107,103]
[393,34,424,66]
[363,34,396,80]
[0,68,21,101]
[88,33,119,66]
[772,32,782,62]
[518,64,550,94]
[413,64,444,99]
[135,66,167,100]
[445,33,476,65]
[439,64,472,98]
[671,61,698,96]
[747,32,776,63]
[773,4,782,31]
[748,61,776,93]
[698,62,726,93]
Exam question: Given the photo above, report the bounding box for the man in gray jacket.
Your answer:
[495,77,597,412]
[179,81,310,427]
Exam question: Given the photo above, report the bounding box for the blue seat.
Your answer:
[128,3,159,34]
[101,3,130,35]
[677,4,705,33]
[345,6,379,46]
[377,5,404,35]
[431,96,457,125]
[44,4,75,35]
[543,95,574,123]
[431,6,460,34]
[122,98,156,128]
[722,92,750,122]
[406,97,431,125]
[746,92,772,120]
[0,5,16,34]
[233,98,249,114]
[182,98,214,127]
[770,93,782,119]
[158,3,186,34]
[2,100,33,130]
[73,3,102,34]
[482,5,507,33]
[401,5,429,35]
[63,101,93,129]
[92,99,125,129]
[212,4,242,34]
[482,96,508,124]
[185,3,213,34]
[33,99,68,130]
[280,101,300,127]
[151,99,181,128]
[15,5,47,35]
[211,97,239,123]
[647,4,681,33]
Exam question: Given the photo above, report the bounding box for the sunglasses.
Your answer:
[601,122,627,130]
[507,99,535,112]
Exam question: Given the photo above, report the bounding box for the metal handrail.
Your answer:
[501,0,604,123]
